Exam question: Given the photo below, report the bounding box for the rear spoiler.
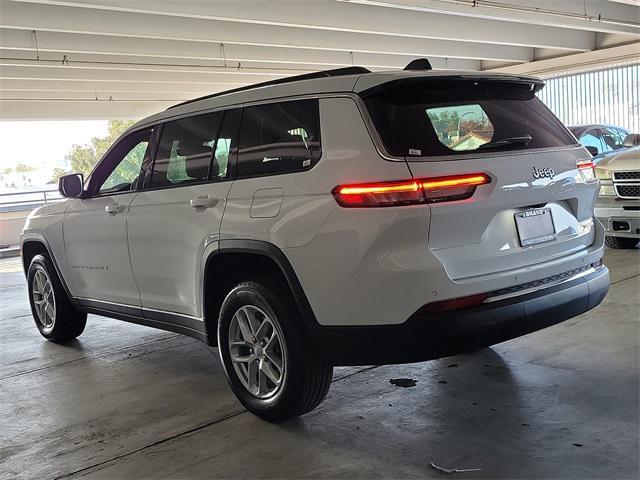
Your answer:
[357,74,545,97]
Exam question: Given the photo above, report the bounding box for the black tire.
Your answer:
[27,254,87,342]
[217,280,333,422]
[605,236,639,249]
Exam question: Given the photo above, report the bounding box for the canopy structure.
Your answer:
[0,0,638,119]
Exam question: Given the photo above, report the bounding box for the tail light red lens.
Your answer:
[332,179,423,207]
[332,173,490,207]
[577,160,596,182]
[419,293,488,315]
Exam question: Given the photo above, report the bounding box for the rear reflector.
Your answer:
[577,160,596,182]
[419,293,488,315]
[333,173,490,207]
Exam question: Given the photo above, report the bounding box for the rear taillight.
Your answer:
[577,160,596,182]
[332,173,490,208]
[331,179,423,207]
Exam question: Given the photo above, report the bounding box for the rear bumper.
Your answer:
[312,266,609,366]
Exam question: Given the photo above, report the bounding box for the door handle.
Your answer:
[105,204,125,214]
[190,195,219,209]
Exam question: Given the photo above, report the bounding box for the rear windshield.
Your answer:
[363,79,577,158]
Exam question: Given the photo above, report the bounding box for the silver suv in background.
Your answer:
[595,146,640,249]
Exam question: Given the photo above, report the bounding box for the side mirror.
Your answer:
[59,173,84,198]
[623,133,640,147]
[585,146,599,157]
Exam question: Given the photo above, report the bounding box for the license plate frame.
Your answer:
[514,208,557,247]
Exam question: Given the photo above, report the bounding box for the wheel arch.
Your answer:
[21,235,74,300]
[202,240,317,346]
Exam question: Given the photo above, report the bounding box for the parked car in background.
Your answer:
[595,146,640,249]
[569,124,629,160]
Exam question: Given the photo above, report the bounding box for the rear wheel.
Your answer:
[217,281,333,422]
[27,254,87,342]
[605,236,639,249]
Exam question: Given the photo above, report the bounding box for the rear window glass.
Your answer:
[426,104,494,151]
[363,80,577,157]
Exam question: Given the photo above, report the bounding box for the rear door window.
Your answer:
[363,80,577,157]
[237,99,321,178]
[212,108,241,179]
[150,112,223,188]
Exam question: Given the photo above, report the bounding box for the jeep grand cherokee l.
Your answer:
[22,64,609,421]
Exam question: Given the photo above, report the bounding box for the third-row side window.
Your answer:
[237,99,321,178]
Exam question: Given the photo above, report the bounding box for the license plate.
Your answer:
[515,208,556,247]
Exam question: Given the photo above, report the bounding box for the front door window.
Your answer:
[91,129,152,196]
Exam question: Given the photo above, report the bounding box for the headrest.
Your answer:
[623,133,640,147]
[177,143,212,158]
[179,141,212,179]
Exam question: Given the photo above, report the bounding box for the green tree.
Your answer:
[51,167,69,183]
[15,163,35,173]
[65,120,136,176]
[1,167,13,175]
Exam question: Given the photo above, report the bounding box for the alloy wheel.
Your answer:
[32,267,56,334]
[228,305,287,399]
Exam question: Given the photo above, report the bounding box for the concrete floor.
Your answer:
[0,249,638,480]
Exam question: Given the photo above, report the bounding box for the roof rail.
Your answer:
[167,66,371,110]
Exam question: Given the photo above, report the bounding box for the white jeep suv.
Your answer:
[21,64,609,421]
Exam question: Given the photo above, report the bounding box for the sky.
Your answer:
[0,120,109,171]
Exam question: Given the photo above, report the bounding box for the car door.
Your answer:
[63,128,153,307]
[127,109,240,319]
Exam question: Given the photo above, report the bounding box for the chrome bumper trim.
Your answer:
[484,265,597,304]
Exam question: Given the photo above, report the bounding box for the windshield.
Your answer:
[363,79,577,158]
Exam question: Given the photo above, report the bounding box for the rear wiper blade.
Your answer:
[478,135,532,150]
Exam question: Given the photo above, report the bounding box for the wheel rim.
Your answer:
[228,305,287,399]
[32,267,56,334]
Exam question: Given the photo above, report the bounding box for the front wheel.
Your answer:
[27,254,87,342]
[605,236,639,249]
[217,281,333,422]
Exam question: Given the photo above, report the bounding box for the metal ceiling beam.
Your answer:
[0,99,174,119]
[486,42,640,77]
[0,78,248,93]
[0,27,523,64]
[0,49,482,73]
[0,89,196,101]
[0,0,592,52]
[0,63,291,83]
[340,0,640,36]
